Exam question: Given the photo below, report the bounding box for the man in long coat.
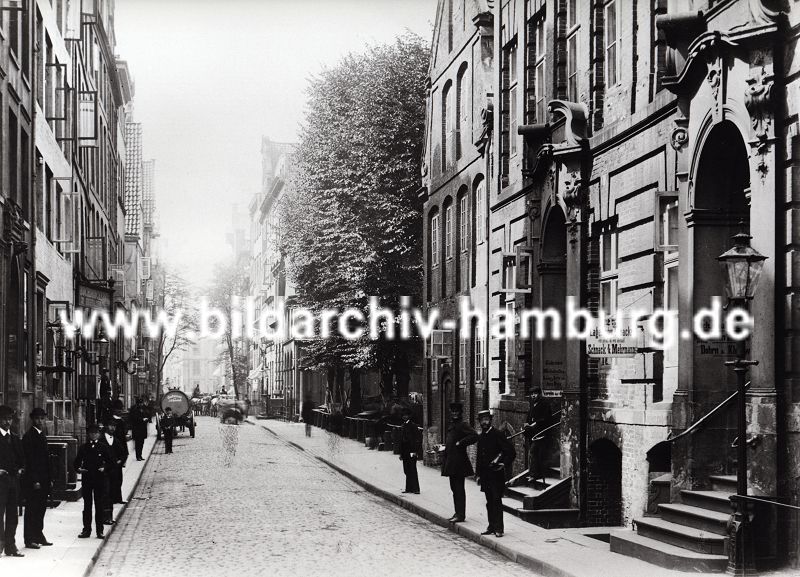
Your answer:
[100,419,129,524]
[399,407,421,494]
[128,398,149,461]
[22,407,52,549]
[440,402,477,522]
[74,424,111,539]
[0,405,25,557]
[476,410,516,537]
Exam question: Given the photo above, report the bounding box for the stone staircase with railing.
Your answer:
[503,466,581,528]
[609,473,735,572]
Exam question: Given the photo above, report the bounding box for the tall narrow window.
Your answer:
[475,332,485,383]
[445,204,454,259]
[459,194,468,253]
[509,43,518,156]
[431,213,441,267]
[442,82,452,171]
[459,337,468,385]
[456,64,468,160]
[474,179,485,243]
[527,12,547,123]
[604,0,620,87]
[567,32,578,102]
[600,229,617,315]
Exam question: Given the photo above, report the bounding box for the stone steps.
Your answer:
[610,476,735,572]
[610,531,729,573]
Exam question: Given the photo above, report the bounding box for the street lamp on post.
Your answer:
[717,230,766,575]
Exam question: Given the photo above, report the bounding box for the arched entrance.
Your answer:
[587,438,623,526]
[686,119,750,480]
[538,206,567,399]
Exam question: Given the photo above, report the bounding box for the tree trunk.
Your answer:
[349,367,362,414]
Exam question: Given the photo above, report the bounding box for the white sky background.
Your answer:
[114,0,436,288]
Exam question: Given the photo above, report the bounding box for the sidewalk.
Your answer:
[250,418,721,577]
[3,425,159,577]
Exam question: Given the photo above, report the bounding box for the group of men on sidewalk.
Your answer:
[0,397,152,556]
[393,387,554,538]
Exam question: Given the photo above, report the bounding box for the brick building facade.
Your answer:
[423,0,800,570]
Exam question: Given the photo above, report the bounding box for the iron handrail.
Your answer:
[508,409,564,440]
[666,381,751,444]
[731,494,800,512]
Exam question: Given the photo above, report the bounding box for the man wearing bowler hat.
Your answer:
[74,423,111,539]
[0,404,25,557]
[476,409,515,537]
[22,407,53,548]
[439,402,477,522]
[399,406,421,494]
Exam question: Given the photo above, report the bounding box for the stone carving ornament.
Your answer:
[744,63,774,142]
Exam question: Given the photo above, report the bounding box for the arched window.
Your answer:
[442,81,453,172]
[456,64,468,160]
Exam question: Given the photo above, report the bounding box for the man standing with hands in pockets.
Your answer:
[22,407,52,549]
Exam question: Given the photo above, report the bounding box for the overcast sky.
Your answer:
[114,0,436,287]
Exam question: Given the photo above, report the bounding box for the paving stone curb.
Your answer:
[253,420,573,577]
[80,434,159,577]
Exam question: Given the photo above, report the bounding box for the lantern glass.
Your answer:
[95,337,109,359]
[717,233,767,301]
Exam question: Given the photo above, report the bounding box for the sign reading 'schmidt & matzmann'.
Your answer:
[586,317,638,358]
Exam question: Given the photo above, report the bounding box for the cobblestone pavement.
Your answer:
[90,417,541,577]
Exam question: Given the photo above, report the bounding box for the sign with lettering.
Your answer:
[542,359,565,397]
[586,317,638,358]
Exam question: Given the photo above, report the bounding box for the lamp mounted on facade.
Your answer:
[717,229,766,574]
[116,353,140,375]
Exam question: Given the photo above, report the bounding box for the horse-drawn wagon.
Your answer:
[156,389,196,439]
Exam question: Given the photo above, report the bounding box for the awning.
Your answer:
[247,365,264,381]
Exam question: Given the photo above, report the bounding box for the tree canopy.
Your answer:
[278,33,429,395]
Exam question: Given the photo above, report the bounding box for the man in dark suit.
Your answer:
[22,407,52,549]
[100,419,129,524]
[128,398,149,461]
[74,424,112,539]
[476,409,516,537]
[524,387,552,485]
[0,405,25,557]
[439,402,478,523]
[399,407,421,494]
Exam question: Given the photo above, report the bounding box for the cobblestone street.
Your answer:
[89,418,541,577]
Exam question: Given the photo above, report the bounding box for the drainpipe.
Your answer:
[29,7,40,425]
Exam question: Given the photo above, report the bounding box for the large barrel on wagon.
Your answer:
[159,390,195,438]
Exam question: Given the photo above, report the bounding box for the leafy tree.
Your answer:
[208,262,249,399]
[278,33,428,409]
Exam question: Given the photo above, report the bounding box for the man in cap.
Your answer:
[524,386,552,485]
[100,418,129,524]
[399,406,421,494]
[74,424,111,539]
[22,407,52,548]
[440,402,478,522]
[476,409,516,537]
[0,405,24,556]
[128,397,149,461]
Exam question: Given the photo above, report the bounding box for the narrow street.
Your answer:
[89,417,541,577]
